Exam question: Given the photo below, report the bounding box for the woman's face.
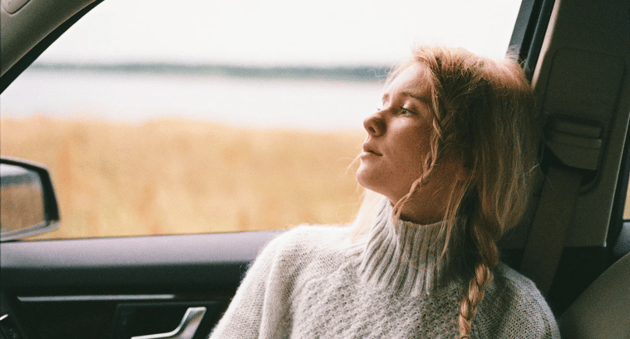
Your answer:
[356,63,434,204]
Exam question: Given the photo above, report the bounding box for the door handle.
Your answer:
[131,307,206,339]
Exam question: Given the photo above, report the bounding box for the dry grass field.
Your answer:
[1,116,366,239]
[3,116,630,240]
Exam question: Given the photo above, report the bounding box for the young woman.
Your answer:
[210,46,560,339]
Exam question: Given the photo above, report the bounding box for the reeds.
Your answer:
[1,116,365,239]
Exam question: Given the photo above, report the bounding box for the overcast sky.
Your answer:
[37,0,522,66]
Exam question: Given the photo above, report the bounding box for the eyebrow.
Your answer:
[401,91,431,105]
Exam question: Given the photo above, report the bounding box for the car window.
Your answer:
[0,0,523,240]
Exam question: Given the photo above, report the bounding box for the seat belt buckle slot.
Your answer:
[546,116,603,171]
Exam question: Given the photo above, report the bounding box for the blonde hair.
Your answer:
[354,46,538,338]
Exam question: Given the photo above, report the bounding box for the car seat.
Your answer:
[559,253,630,339]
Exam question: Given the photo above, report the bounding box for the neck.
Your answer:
[396,198,447,224]
[390,158,465,225]
[393,175,463,225]
[392,188,452,225]
[352,198,463,296]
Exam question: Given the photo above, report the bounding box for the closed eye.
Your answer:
[401,107,416,115]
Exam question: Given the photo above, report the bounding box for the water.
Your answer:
[1,68,385,131]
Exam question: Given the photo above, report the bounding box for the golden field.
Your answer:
[3,116,630,240]
[0,116,366,239]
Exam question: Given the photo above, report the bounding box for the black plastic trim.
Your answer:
[612,222,630,260]
[0,230,284,292]
[508,0,556,80]
[608,114,630,259]
[0,1,102,93]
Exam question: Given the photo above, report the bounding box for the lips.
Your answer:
[362,144,382,156]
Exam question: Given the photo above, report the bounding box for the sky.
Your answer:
[36,0,523,66]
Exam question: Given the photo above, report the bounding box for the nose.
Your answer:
[363,110,386,137]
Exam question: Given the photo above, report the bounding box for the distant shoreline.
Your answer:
[29,63,391,82]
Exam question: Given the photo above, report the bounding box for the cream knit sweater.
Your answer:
[209,202,560,338]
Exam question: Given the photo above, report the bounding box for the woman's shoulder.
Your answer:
[270,224,352,250]
[493,263,550,304]
[258,224,354,268]
[277,224,352,242]
[478,262,560,338]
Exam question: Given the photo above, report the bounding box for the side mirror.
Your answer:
[0,157,60,241]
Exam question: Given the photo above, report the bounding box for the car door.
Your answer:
[1,0,630,338]
[1,229,281,338]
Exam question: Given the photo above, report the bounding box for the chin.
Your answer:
[355,165,369,188]
[356,166,382,195]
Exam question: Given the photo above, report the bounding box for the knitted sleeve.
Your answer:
[208,230,301,339]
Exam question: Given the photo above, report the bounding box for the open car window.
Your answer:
[0,0,523,240]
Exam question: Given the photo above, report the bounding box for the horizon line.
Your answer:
[29,62,392,81]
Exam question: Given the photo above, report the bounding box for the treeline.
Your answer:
[30,63,391,81]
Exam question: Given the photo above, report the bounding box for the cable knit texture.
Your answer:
[209,201,560,338]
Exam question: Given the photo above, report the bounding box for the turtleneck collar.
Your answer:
[351,198,460,296]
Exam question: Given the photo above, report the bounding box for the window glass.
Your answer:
[0,0,523,239]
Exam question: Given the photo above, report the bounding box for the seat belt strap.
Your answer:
[520,165,583,295]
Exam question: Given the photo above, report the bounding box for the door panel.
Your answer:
[0,230,283,338]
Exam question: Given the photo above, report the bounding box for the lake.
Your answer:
[1,65,386,131]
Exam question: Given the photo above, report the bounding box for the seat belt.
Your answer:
[520,116,603,296]
[520,165,582,295]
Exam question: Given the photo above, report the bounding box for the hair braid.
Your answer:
[458,220,500,338]
[458,262,494,338]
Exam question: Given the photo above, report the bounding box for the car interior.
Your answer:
[1,0,629,338]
